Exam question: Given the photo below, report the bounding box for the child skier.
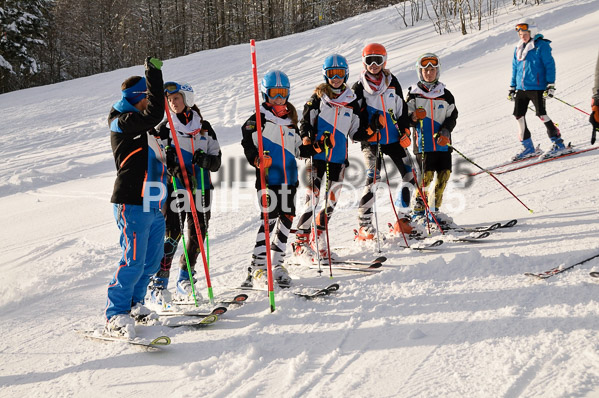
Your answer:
[406,53,458,226]
[292,54,369,260]
[105,57,166,338]
[352,43,415,239]
[240,70,321,287]
[148,81,221,305]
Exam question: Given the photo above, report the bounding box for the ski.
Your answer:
[590,272,599,278]
[292,283,340,299]
[161,313,219,328]
[466,147,542,176]
[238,283,340,300]
[309,263,382,273]
[77,329,171,349]
[289,256,387,268]
[156,306,228,317]
[398,239,444,250]
[525,252,599,279]
[493,145,599,175]
[172,293,248,306]
[446,231,491,243]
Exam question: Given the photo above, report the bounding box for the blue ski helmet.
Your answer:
[322,54,349,83]
[260,70,290,101]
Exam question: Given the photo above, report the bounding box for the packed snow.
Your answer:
[1,0,599,397]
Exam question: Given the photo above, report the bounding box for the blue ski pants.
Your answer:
[105,204,165,320]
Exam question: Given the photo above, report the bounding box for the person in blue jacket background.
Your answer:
[104,56,166,339]
[509,20,570,160]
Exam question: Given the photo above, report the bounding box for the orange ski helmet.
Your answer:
[362,43,387,69]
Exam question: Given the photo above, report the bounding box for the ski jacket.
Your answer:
[510,34,556,91]
[109,66,167,209]
[300,86,362,164]
[407,82,458,154]
[242,104,303,188]
[156,109,221,190]
[352,72,410,146]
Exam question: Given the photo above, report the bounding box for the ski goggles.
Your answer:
[265,87,289,99]
[325,68,347,80]
[515,23,530,32]
[363,55,386,67]
[164,82,182,94]
[419,56,439,68]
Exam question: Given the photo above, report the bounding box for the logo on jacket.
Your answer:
[439,104,444,109]
[344,112,350,117]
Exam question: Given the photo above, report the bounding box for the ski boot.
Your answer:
[512,138,537,161]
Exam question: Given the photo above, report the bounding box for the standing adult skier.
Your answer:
[352,43,415,239]
[240,70,320,287]
[509,20,569,160]
[291,54,367,259]
[148,81,221,305]
[406,53,458,225]
[105,57,166,338]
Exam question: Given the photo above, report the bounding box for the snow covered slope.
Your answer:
[1,0,599,397]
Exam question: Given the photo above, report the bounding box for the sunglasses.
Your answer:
[515,23,529,32]
[164,82,181,94]
[266,87,289,99]
[325,68,347,80]
[419,56,439,68]
[363,55,386,67]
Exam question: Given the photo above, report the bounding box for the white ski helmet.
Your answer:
[515,19,538,38]
[164,81,195,107]
[416,53,441,83]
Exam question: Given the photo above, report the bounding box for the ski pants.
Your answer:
[159,188,211,277]
[105,204,165,320]
[513,90,559,141]
[295,159,345,234]
[358,142,414,227]
[413,152,452,212]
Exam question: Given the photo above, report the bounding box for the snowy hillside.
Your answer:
[1,0,599,397]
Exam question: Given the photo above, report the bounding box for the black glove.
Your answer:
[313,131,333,153]
[192,150,212,170]
[369,113,385,131]
[508,87,516,101]
[165,146,182,179]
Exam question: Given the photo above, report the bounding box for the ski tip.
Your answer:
[211,307,228,316]
[150,336,171,346]
[233,293,249,303]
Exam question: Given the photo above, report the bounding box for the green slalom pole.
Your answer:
[199,166,210,270]
[172,176,199,306]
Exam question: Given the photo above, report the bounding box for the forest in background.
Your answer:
[0,0,542,94]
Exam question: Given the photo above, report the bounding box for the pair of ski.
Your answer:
[468,144,598,176]
[78,293,248,349]
[525,252,599,279]
[403,219,518,244]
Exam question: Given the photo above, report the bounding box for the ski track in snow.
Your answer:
[2,0,599,397]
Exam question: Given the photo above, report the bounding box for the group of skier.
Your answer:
[102,20,596,339]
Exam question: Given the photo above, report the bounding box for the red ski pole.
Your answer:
[250,39,276,312]
[164,97,214,304]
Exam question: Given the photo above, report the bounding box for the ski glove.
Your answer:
[508,87,516,101]
[435,129,450,147]
[412,108,427,121]
[368,113,386,132]
[254,154,272,169]
[145,56,163,71]
[590,98,599,144]
[165,146,181,178]
[193,150,213,170]
[313,132,333,154]
[400,128,411,148]
[543,84,555,98]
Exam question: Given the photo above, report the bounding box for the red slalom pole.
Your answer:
[250,39,276,312]
[164,97,214,304]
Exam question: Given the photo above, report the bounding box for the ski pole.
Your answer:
[308,157,323,275]
[172,176,199,306]
[165,98,214,304]
[198,159,210,270]
[250,39,275,312]
[378,149,410,247]
[448,143,533,213]
[551,96,590,116]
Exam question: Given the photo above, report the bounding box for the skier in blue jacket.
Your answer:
[509,20,570,160]
[105,57,166,338]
